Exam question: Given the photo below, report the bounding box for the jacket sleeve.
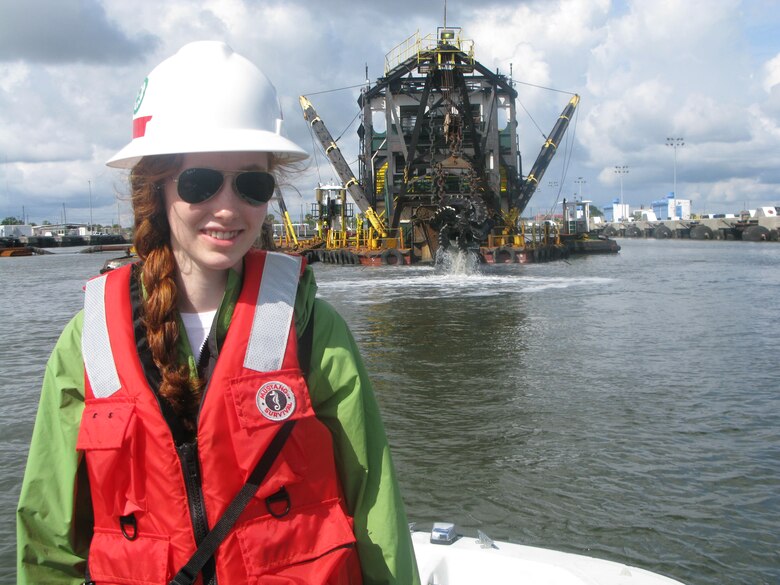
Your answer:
[17,312,92,585]
[305,298,420,585]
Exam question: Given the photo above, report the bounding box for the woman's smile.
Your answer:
[203,229,242,241]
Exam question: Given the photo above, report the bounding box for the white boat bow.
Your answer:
[412,524,685,585]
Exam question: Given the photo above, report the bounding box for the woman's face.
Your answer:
[163,151,270,279]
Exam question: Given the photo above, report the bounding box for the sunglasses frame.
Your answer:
[172,167,275,206]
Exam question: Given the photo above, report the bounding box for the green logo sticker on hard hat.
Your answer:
[133,78,149,114]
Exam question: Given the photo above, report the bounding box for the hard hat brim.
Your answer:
[106,129,309,169]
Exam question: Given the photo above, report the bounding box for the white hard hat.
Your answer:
[106,41,308,168]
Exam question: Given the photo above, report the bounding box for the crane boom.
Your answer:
[299,96,387,236]
[515,94,580,215]
[274,187,298,247]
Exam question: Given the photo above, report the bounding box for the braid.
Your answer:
[131,155,203,435]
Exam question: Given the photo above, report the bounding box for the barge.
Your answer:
[601,217,780,242]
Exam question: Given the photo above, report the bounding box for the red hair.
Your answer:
[130,155,202,435]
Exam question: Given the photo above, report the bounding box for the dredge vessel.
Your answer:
[284,25,619,265]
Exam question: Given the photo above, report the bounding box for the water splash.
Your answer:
[434,248,481,276]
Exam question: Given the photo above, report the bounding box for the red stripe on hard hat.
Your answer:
[132,116,153,139]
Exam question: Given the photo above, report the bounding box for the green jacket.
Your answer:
[17,263,420,585]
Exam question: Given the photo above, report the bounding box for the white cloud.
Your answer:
[763,53,780,91]
[1,0,779,223]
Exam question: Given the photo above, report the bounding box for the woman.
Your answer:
[17,42,420,585]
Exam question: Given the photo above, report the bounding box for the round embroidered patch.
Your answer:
[256,381,296,421]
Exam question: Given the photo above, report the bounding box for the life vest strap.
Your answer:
[169,418,297,585]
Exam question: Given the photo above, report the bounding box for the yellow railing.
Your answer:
[385,30,475,74]
[323,210,401,251]
[385,30,422,74]
[486,220,561,249]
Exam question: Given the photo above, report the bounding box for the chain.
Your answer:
[434,161,446,202]
[445,114,462,158]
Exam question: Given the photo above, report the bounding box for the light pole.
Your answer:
[614,165,628,220]
[666,137,684,197]
[88,180,93,233]
[546,181,560,220]
[574,177,586,199]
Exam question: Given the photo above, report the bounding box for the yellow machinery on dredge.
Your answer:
[300,96,408,264]
[300,25,581,264]
[273,187,299,248]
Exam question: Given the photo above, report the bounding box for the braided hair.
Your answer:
[130,155,203,435]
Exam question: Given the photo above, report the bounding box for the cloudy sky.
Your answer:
[1,0,779,226]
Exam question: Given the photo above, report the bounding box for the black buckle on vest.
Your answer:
[120,513,138,540]
[265,487,290,518]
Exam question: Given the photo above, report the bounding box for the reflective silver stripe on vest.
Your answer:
[244,252,302,372]
[82,274,121,398]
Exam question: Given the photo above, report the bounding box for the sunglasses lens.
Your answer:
[235,171,275,205]
[177,168,224,203]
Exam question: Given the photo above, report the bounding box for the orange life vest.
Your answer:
[77,250,362,585]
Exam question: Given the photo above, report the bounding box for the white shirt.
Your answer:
[180,310,217,362]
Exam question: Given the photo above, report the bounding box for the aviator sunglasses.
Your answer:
[173,168,275,206]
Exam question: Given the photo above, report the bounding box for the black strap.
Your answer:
[169,419,297,585]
